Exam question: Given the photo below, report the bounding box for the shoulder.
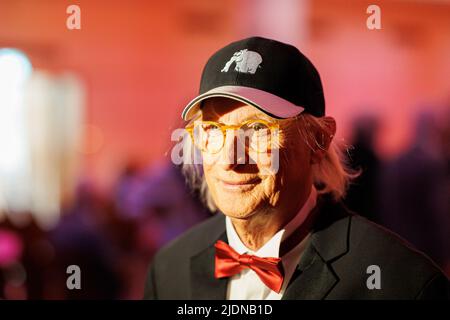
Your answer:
[336,214,449,299]
[349,214,441,273]
[313,197,448,299]
[318,197,442,275]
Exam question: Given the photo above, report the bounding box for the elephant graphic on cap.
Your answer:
[221,49,262,74]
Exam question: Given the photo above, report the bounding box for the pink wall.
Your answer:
[1,0,449,189]
[306,0,450,156]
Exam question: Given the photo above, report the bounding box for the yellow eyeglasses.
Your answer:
[185,119,279,154]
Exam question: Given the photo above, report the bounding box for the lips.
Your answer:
[220,177,261,185]
[218,177,261,191]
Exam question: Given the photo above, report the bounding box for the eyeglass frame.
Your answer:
[185,118,280,154]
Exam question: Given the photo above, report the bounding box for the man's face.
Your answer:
[201,98,314,219]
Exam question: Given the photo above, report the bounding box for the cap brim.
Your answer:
[181,85,305,120]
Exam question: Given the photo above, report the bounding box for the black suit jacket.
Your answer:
[144,196,450,299]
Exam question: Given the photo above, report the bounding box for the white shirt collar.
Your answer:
[225,186,317,258]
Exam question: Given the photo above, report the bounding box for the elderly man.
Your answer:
[144,37,449,299]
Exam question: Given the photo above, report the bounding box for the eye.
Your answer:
[248,121,268,132]
[202,123,220,132]
[200,123,223,139]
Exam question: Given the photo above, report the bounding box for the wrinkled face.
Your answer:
[201,98,314,219]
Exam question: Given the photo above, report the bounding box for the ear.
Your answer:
[310,117,337,164]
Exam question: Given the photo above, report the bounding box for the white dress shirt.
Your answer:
[225,186,318,300]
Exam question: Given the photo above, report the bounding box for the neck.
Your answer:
[230,187,311,251]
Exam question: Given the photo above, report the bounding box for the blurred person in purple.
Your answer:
[380,110,450,273]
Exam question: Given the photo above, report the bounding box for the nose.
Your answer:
[217,129,245,169]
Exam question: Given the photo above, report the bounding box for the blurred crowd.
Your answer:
[345,108,450,273]
[0,162,210,299]
[0,107,449,300]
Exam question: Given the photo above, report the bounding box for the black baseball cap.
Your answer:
[181,36,325,120]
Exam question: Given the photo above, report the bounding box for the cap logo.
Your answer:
[220,49,262,74]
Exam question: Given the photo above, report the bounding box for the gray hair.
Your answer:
[180,113,357,212]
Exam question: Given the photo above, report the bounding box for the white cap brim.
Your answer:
[181,85,305,120]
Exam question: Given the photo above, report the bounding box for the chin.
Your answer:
[213,194,263,219]
[220,209,255,220]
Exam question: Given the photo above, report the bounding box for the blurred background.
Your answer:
[0,0,449,299]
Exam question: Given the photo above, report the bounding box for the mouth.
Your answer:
[218,177,261,192]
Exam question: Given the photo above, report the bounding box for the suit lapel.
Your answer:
[190,229,229,299]
[282,245,338,299]
[283,197,352,300]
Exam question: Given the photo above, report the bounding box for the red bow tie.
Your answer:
[214,240,285,293]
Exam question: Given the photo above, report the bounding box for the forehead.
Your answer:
[201,97,272,122]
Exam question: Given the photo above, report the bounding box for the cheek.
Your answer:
[203,164,215,187]
[247,171,277,208]
[203,162,211,175]
[285,137,312,169]
[276,143,312,189]
[203,164,223,203]
[261,174,277,197]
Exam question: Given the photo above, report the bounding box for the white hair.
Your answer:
[180,112,358,212]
